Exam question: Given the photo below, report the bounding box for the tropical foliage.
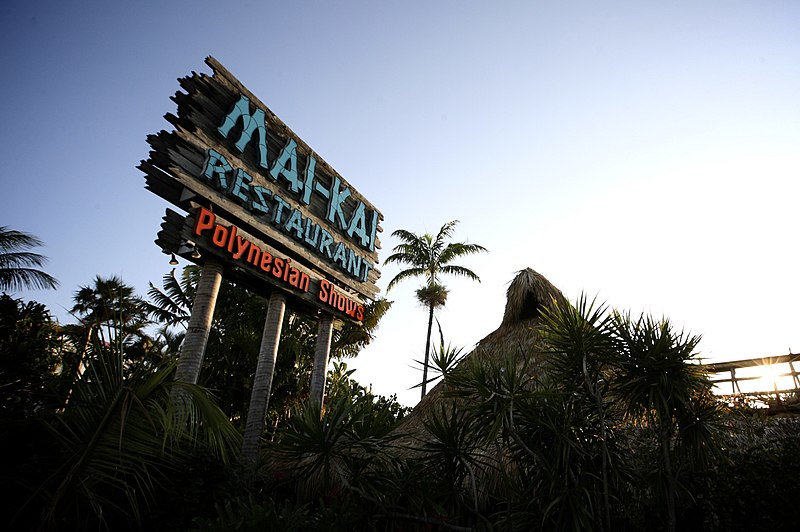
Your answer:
[0,295,72,426]
[384,220,487,398]
[145,266,392,433]
[2,226,800,531]
[36,347,240,530]
[0,226,59,292]
[192,293,789,532]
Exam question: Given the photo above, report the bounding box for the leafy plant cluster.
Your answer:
[0,264,399,531]
[2,223,800,531]
[188,297,800,532]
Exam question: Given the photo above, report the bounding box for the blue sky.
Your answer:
[2,1,799,406]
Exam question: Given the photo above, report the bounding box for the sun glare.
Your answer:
[755,363,784,393]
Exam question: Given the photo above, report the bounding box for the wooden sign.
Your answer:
[156,207,365,321]
[141,57,382,303]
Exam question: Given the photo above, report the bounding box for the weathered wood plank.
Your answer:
[161,208,365,323]
[142,57,383,303]
[144,142,380,298]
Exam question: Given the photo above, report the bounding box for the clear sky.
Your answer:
[2,1,798,406]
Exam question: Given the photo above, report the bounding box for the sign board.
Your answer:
[141,57,382,320]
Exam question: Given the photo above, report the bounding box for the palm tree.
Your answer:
[146,267,196,331]
[0,226,58,292]
[68,275,151,378]
[71,275,149,339]
[383,220,487,399]
[610,313,716,532]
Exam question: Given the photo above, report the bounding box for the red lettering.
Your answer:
[336,292,345,311]
[316,279,363,320]
[260,252,272,272]
[247,244,261,265]
[273,258,284,279]
[227,225,238,253]
[194,207,216,236]
[212,225,228,247]
[298,273,310,292]
[318,279,331,303]
[232,235,250,259]
[283,259,292,282]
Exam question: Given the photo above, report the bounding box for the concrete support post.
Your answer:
[309,314,335,410]
[241,292,287,465]
[174,258,224,385]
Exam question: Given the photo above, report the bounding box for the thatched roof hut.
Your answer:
[391,267,568,442]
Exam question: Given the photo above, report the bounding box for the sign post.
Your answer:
[142,57,383,464]
[241,293,286,465]
[309,315,335,407]
[173,258,223,385]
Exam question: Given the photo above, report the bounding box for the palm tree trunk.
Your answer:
[421,303,435,398]
[241,292,286,465]
[309,314,334,411]
[62,322,96,408]
[174,258,223,385]
[75,322,95,379]
[661,426,677,532]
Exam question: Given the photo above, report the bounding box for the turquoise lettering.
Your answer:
[284,209,304,239]
[347,250,362,278]
[346,202,369,248]
[202,149,233,189]
[272,195,291,225]
[229,168,253,205]
[315,181,330,199]
[367,209,379,251]
[300,155,317,205]
[360,261,373,282]
[269,138,302,193]
[251,186,272,215]
[217,95,268,169]
[332,242,348,269]
[318,229,334,259]
[326,176,351,229]
[303,218,321,247]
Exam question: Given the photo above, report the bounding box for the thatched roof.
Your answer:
[391,268,568,443]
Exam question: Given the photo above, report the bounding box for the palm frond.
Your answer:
[145,270,191,328]
[437,265,481,283]
[0,226,45,251]
[37,340,239,529]
[385,266,427,292]
[433,220,460,246]
[0,227,58,291]
[437,242,488,265]
[0,267,59,291]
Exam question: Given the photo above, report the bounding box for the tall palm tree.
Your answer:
[0,226,58,292]
[383,220,487,399]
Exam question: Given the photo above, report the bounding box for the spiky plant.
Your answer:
[27,326,240,531]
